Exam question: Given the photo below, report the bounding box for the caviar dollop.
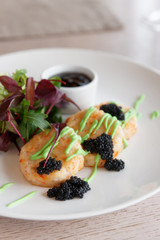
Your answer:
[100,103,125,121]
[47,176,91,200]
[82,133,113,161]
[104,158,125,171]
[37,157,62,175]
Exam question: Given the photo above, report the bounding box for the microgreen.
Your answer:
[12,69,27,89]
[49,76,65,89]
[0,83,9,101]
[43,123,66,167]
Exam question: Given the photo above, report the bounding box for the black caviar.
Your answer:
[82,133,113,161]
[104,158,125,171]
[47,176,91,200]
[100,103,125,121]
[37,157,62,175]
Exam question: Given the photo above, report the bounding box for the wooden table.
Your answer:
[1,0,160,239]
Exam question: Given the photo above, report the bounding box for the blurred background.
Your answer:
[0,0,160,69]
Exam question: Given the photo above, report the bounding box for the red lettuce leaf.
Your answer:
[35,80,80,114]
[0,93,24,121]
[26,77,35,107]
[0,131,12,152]
[35,80,66,115]
[0,76,21,93]
[35,80,65,106]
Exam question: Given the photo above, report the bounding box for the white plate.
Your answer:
[0,48,160,221]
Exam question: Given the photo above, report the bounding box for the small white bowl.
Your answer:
[41,65,98,114]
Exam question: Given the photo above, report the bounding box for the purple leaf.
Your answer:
[0,131,12,152]
[35,80,80,115]
[55,99,69,109]
[51,122,66,134]
[7,110,26,144]
[35,80,65,106]
[0,93,24,121]
[64,96,81,111]
[0,76,21,93]
[35,80,66,115]
[26,77,35,107]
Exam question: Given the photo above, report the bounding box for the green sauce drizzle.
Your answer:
[121,94,145,127]
[7,191,37,208]
[151,110,160,120]
[105,116,117,136]
[45,129,50,135]
[82,119,98,142]
[93,114,109,133]
[66,149,89,161]
[65,133,81,154]
[111,120,120,138]
[31,126,82,161]
[121,108,136,128]
[136,112,142,119]
[104,114,111,130]
[31,132,56,160]
[134,94,146,111]
[110,101,118,105]
[53,126,72,149]
[80,109,120,142]
[0,182,14,192]
[84,154,101,182]
[123,137,128,149]
[58,126,72,139]
[79,106,96,132]
[93,113,119,138]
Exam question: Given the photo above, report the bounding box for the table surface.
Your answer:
[1,0,160,239]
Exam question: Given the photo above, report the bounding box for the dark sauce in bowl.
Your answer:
[53,72,92,87]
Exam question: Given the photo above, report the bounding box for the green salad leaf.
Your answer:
[0,83,9,101]
[12,69,27,89]
[50,76,62,89]
[11,99,50,141]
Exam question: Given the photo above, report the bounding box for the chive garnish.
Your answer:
[7,191,37,208]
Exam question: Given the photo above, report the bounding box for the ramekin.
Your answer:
[41,64,98,114]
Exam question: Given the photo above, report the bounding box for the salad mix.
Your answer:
[0,69,79,152]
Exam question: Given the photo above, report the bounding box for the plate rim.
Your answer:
[0,187,160,221]
[0,47,160,77]
[0,47,160,221]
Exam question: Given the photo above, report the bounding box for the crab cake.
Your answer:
[19,126,84,187]
[96,102,138,140]
[66,107,124,167]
